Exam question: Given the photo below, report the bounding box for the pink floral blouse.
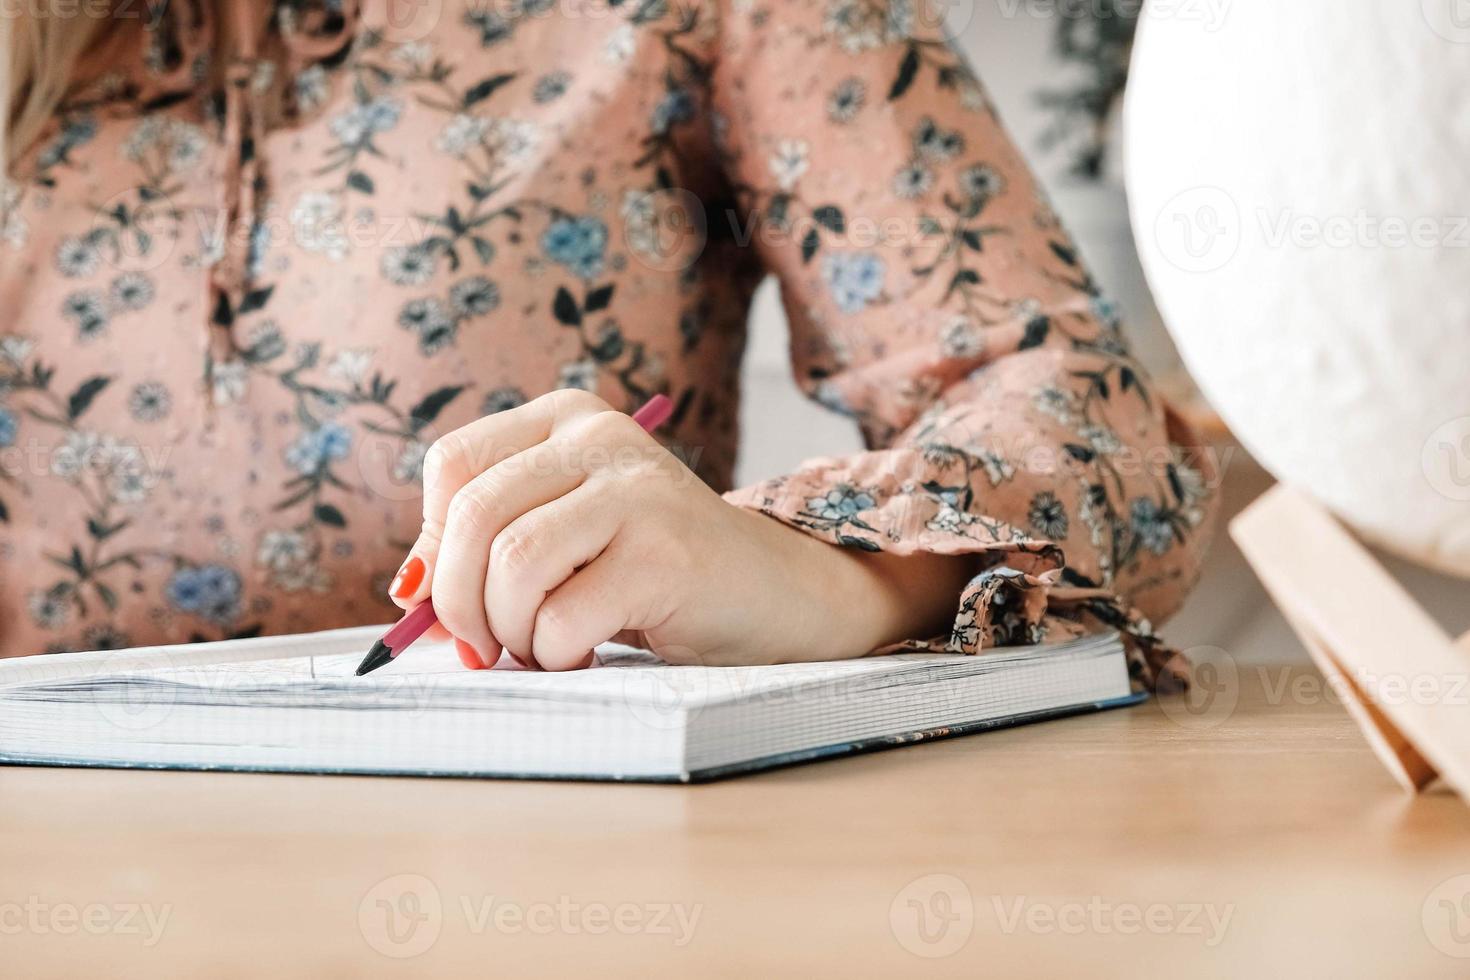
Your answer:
[0,0,1216,686]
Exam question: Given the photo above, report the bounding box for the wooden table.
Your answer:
[3,665,1468,978]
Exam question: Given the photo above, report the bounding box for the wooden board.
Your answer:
[1231,483,1470,799]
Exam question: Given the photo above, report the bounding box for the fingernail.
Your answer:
[455,638,488,671]
[389,556,426,599]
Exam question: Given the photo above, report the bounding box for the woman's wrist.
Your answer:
[822,544,974,654]
[737,505,973,659]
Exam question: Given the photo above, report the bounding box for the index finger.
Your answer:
[388,388,612,609]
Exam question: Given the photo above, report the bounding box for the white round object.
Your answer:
[1125,1,1470,576]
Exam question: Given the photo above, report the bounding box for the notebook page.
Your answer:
[0,628,1122,713]
[0,625,387,688]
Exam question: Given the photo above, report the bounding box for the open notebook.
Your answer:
[0,626,1140,782]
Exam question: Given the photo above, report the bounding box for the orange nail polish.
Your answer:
[389,556,426,599]
[455,638,487,671]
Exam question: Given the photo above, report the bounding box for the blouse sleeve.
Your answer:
[709,0,1218,689]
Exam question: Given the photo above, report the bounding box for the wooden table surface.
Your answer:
[3,665,1468,978]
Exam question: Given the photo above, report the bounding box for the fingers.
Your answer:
[429,407,657,665]
[390,388,611,610]
[429,440,591,665]
[531,538,661,671]
[484,481,624,665]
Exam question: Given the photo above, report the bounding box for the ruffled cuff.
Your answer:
[723,454,1188,694]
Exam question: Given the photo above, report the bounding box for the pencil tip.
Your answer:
[355,640,394,677]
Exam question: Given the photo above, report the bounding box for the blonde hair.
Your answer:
[3,3,332,172]
[3,10,112,171]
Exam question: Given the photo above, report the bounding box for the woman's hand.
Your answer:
[389,389,973,671]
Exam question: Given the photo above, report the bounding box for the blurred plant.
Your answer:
[1034,2,1141,180]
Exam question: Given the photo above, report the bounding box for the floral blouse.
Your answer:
[0,0,1216,687]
